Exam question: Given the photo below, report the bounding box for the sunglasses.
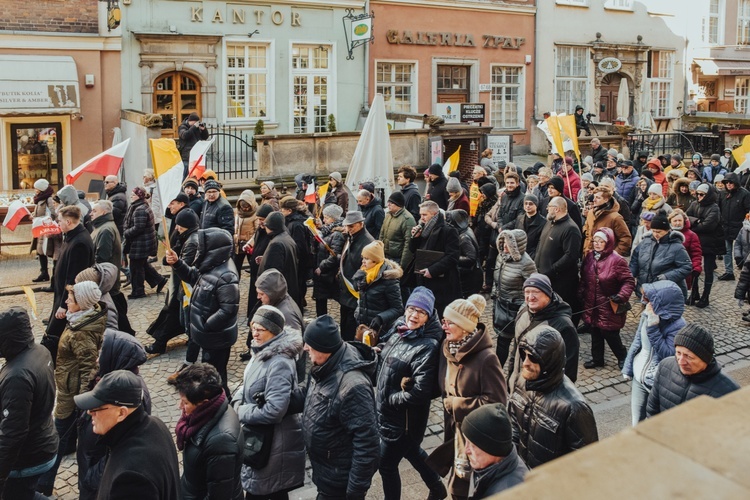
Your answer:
[697,193,706,197]
[522,349,540,364]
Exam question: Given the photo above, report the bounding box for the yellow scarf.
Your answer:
[363,261,384,284]
[469,182,481,217]
[643,196,662,211]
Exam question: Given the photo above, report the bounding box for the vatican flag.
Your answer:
[442,145,461,177]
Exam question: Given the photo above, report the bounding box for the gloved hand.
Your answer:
[610,294,622,304]
[692,270,701,278]
[739,299,745,308]
[369,316,383,332]
[656,274,666,281]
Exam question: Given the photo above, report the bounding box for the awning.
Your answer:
[695,58,750,76]
[0,55,80,115]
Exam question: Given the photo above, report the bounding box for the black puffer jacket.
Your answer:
[302,342,379,498]
[353,259,404,333]
[182,399,243,500]
[508,327,598,469]
[0,307,58,493]
[360,197,386,239]
[313,221,346,301]
[686,185,725,255]
[201,196,235,233]
[340,228,375,309]
[718,173,750,240]
[646,357,739,418]
[376,311,443,442]
[173,228,240,350]
[498,186,525,230]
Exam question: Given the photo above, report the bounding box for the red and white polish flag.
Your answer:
[65,138,130,185]
[2,200,32,231]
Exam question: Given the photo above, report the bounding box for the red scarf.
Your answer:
[175,392,226,451]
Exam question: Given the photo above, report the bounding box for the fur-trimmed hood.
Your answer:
[497,228,528,260]
[353,258,404,283]
[252,327,303,362]
[672,177,691,196]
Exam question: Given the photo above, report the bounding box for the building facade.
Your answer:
[120,0,368,139]
[369,0,536,151]
[0,1,121,192]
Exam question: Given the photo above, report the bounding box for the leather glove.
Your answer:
[610,295,622,304]
[369,316,383,332]
[692,270,701,278]
[739,299,745,308]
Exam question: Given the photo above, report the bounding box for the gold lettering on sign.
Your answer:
[386,30,399,43]
[387,31,518,48]
[232,9,244,24]
[291,12,301,27]
[255,10,263,24]
[271,11,283,25]
[212,9,224,23]
[191,7,203,22]
[464,34,475,47]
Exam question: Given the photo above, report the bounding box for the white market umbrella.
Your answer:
[345,94,395,202]
[616,78,630,125]
[639,78,656,132]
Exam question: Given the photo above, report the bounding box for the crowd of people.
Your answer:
[0,140,747,500]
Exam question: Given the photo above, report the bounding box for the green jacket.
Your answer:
[91,213,122,295]
[379,208,416,268]
[54,304,107,419]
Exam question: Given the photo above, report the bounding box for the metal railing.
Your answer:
[627,132,722,160]
[203,124,256,180]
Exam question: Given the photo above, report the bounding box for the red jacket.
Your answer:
[558,168,581,201]
[647,159,669,198]
[678,218,703,274]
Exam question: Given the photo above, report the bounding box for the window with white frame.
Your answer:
[702,0,724,45]
[604,0,633,10]
[490,66,523,129]
[556,0,588,6]
[226,43,270,120]
[739,0,750,45]
[736,78,750,114]
[650,51,674,118]
[291,44,332,134]
[554,46,588,114]
[376,62,416,113]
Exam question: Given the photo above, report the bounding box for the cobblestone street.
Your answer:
[2,187,749,498]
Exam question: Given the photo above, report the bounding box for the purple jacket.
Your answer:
[578,227,635,331]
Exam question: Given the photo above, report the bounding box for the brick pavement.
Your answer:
[1,163,749,497]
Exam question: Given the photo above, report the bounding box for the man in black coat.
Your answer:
[397,165,422,221]
[425,163,450,210]
[200,180,234,234]
[44,205,95,359]
[104,175,128,237]
[356,190,385,239]
[647,324,739,418]
[258,211,300,306]
[537,176,583,229]
[408,200,460,316]
[534,197,583,325]
[280,196,314,310]
[339,211,375,340]
[300,316,379,499]
[511,194,546,259]
[75,370,180,500]
[718,172,750,280]
[589,138,608,165]
[178,112,209,179]
[0,307,58,498]
[508,327,597,469]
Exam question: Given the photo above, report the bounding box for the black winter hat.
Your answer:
[175,208,199,230]
[264,211,286,233]
[675,324,714,364]
[204,179,221,192]
[462,403,514,457]
[304,315,343,353]
[427,163,443,176]
[256,204,274,218]
[172,193,190,205]
[650,210,670,231]
[480,183,496,198]
[548,176,565,194]
[388,191,405,207]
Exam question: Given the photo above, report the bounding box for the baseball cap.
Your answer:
[74,370,143,410]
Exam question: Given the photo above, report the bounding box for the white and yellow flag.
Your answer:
[149,138,185,216]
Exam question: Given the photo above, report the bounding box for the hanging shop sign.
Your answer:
[460,103,485,123]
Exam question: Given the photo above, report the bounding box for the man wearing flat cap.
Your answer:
[462,404,528,498]
[646,324,739,418]
[339,211,374,340]
[75,370,180,499]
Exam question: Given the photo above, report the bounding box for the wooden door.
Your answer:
[437,65,470,103]
[599,73,620,123]
[153,72,202,138]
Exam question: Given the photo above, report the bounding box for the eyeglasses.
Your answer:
[441,318,456,328]
[251,326,269,334]
[405,306,427,318]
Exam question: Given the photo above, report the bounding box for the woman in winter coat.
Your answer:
[234,189,257,272]
[641,183,672,218]
[645,158,669,198]
[171,363,243,500]
[666,177,695,212]
[236,306,305,498]
[353,240,404,337]
[37,281,108,496]
[686,184,725,308]
[324,172,349,212]
[437,295,508,499]
[446,209,483,298]
[259,181,280,211]
[123,186,164,299]
[376,286,446,500]
[492,229,536,366]
[32,178,60,283]
[622,280,685,426]
[629,210,692,300]
[76,263,119,330]
[578,228,635,369]
[668,209,703,303]
[313,204,346,317]
[76,329,150,500]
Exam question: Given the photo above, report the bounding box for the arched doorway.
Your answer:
[153,72,202,138]
[599,73,622,123]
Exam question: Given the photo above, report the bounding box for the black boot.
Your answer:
[696,284,712,309]
[32,271,50,283]
[688,280,700,305]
